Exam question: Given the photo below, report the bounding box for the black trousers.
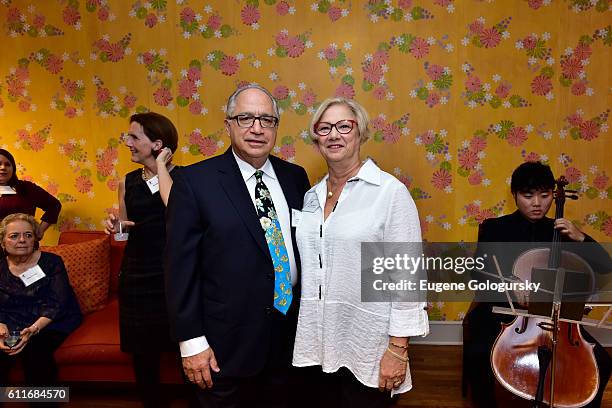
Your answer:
[0,330,68,408]
[194,363,295,408]
[296,366,394,408]
[464,302,611,408]
[194,310,296,408]
[0,329,67,385]
[131,351,197,408]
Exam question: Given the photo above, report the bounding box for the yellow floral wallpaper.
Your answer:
[0,0,610,320]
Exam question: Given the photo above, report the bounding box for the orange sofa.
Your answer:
[9,230,184,384]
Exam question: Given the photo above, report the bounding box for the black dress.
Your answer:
[119,168,177,353]
[463,211,612,408]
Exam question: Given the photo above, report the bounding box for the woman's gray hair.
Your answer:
[0,213,42,248]
[225,84,280,120]
[309,97,371,144]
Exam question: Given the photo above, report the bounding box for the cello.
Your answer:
[490,177,599,407]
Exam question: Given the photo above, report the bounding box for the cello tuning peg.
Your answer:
[565,189,578,194]
[567,194,579,200]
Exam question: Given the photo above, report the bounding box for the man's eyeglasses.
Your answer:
[227,114,279,129]
[313,120,357,136]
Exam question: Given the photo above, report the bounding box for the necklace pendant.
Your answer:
[327,191,333,198]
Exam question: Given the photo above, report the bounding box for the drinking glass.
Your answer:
[113,220,129,241]
[5,331,20,348]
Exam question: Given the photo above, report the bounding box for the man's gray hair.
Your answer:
[225,84,280,119]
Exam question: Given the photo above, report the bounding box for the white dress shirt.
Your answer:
[180,150,298,357]
[292,159,429,396]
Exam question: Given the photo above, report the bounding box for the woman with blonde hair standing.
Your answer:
[292,97,429,407]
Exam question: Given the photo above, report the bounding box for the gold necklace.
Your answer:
[327,162,365,198]
[142,164,174,181]
[327,179,345,198]
[327,164,361,198]
[141,167,152,181]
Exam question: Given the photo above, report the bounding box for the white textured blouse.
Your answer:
[292,159,429,396]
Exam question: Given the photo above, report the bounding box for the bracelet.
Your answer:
[386,347,409,363]
[31,323,40,335]
[389,341,408,350]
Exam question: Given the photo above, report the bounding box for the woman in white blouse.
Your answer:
[292,97,429,407]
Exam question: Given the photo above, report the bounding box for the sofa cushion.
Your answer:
[58,230,126,297]
[43,236,110,314]
[54,298,130,365]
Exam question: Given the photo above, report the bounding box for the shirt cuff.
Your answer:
[388,304,430,337]
[179,335,210,357]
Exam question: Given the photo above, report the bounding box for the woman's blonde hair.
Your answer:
[0,213,42,248]
[309,97,371,145]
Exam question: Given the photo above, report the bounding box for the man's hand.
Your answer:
[554,218,586,242]
[182,347,220,389]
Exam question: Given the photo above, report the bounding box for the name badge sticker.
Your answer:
[291,209,302,227]
[302,192,320,213]
[19,265,46,287]
[0,186,16,196]
[146,175,160,194]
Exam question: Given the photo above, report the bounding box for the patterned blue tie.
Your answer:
[254,170,292,314]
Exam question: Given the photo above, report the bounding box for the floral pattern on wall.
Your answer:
[0,0,609,321]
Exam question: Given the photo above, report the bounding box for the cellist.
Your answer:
[463,161,611,407]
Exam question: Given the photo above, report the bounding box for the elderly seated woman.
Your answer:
[0,213,82,386]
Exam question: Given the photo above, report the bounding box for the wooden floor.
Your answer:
[394,345,469,408]
[6,345,610,407]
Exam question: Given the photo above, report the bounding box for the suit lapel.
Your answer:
[217,149,271,260]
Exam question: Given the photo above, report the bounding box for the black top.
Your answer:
[478,210,596,243]
[0,252,82,333]
[0,180,61,223]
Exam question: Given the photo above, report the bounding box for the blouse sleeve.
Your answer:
[383,182,429,338]
[38,255,75,322]
[25,181,61,224]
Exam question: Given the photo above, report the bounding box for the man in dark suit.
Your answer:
[164,85,310,408]
[463,161,611,408]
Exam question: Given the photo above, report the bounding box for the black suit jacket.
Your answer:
[164,148,310,377]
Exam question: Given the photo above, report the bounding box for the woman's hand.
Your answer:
[104,213,118,234]
[5,326,36,356]
[156,147,173,167]
[379,343,408,392]
[0,323,9,352]
[103,213,134,235]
